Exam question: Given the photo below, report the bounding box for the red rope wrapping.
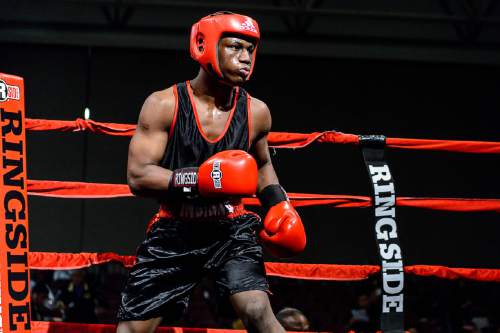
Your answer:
[26,118,135,136]
[28,180,132,198]
[28,252,500,282]
[31,321,250,333]
[268,131,359,148]
[405,265,500,281]
[29,252,136,270]
[27,180,500,213]
[29,321,373,333]
[264,262,380,281]
[386,137,500,154]
[25,118,500,153]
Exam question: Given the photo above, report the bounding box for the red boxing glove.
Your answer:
[259,198,306,258]
[198,150,258,197]
[169,150,258,198]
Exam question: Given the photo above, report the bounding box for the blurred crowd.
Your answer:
[30,263,500,332]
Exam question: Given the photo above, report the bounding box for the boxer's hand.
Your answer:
[198,150,258,197]
[259,201,306,258]
[169,150,258,198]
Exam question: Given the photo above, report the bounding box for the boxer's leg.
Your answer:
[214,214,284,333]
[230,290,285,333]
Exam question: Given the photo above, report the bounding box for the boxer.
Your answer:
[117,12,306,333]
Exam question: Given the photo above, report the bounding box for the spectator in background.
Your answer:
[232,318,246,330]
[58,269,98,323]
[346,293,377,333]
[276,307,310,331]
[460,322,480,333]
[31,283,64,321]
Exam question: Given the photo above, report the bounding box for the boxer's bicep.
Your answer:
[252,136,279,192]
[127,92,173,187]
[250,100,279,191]
[128,125,166,178]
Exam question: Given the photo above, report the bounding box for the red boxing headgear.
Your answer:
[190,11,260,80]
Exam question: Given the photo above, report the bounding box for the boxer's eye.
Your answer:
[230,43,242,50]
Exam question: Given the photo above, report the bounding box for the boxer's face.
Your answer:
[281,313,310,331]
[218,36,256,85]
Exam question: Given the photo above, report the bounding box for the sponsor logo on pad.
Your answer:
[0,81,20,102]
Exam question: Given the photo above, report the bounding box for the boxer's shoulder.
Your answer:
[138,86,176,132]
[249,96,269,114]
[145,86,176,115]
[249,96,271,134]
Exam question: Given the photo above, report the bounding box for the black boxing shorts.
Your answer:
[117,213,269,322]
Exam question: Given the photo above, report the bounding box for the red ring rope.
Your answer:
[28,252,500,282]
[27,179,500,213]
[25,118,500,153]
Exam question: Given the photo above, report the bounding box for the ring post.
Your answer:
[0,73,31,333]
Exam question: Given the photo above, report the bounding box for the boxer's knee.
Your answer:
[240,297,270,323]
[230,290,279,330]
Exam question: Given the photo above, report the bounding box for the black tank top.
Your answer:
[161,81,251,170]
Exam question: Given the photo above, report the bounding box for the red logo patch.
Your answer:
[0,80,20,102]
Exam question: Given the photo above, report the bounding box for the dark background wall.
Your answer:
[2,35,500,268]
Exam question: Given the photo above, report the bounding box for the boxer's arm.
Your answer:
[127,89,175,197]
[250,98,306,258]
[249,99,279,191]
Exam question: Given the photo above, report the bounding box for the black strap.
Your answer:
[360,135,405,333]
[257,184,288,209]
[167,167,199,198]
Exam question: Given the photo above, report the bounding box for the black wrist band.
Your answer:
[257,184,288,208]
[168,167,199,198]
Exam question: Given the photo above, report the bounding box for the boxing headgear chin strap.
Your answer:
[190,11,260,81]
